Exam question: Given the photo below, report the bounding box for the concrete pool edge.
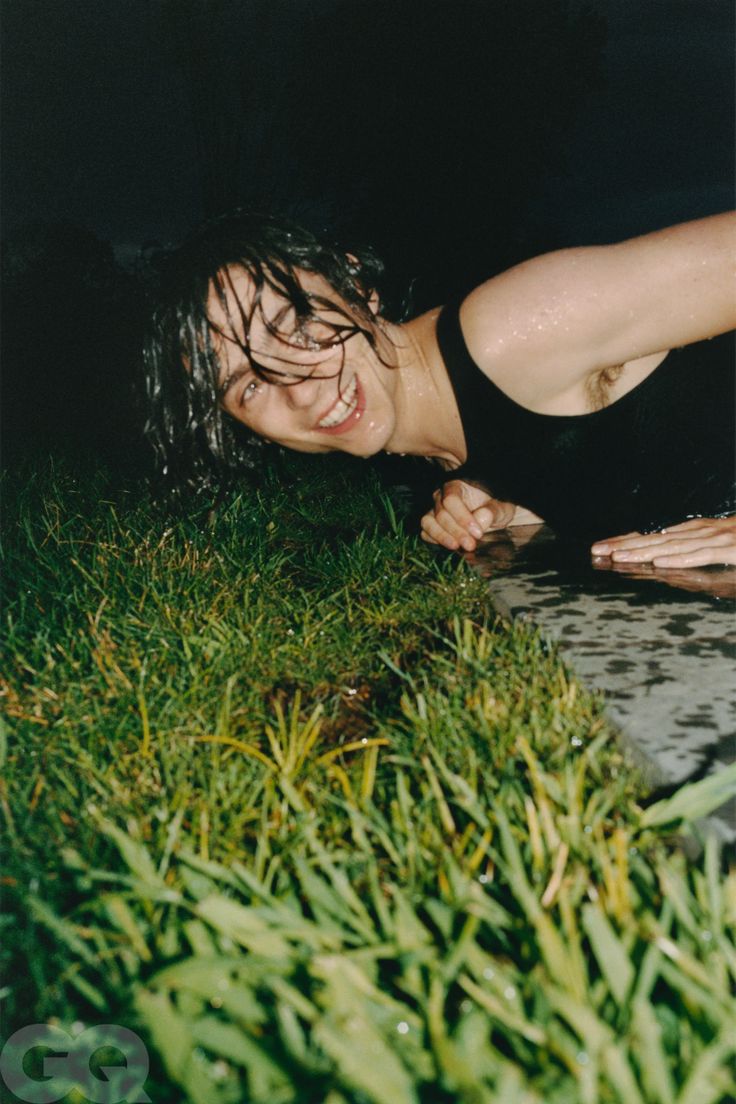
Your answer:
[472,547,736,847]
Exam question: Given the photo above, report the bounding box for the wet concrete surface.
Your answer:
[469,525,736,843]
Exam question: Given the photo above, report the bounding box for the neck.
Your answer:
[381,310,467,468]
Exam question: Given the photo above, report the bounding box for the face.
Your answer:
[208,266,398,456]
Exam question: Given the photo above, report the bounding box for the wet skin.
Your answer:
[209,265,467,466]
[210,267,402,457]
[417,213,736,567]
[206,212,736,568]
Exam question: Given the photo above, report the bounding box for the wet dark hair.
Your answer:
[143,209,390,494]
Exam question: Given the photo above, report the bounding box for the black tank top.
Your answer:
[436,299,735,541]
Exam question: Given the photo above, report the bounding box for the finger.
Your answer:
[474,500,516,531]
[592,530,685,556]
[610,537,700,563]
[420,513,474,552]
[440,493,485,538]
[435,480,466,499]
[592,518,726,555]
[420,525,459,551]
[653,541,736,568]
[651,517,722,535]
[442,492,516,535]
[421,514,457,549]
[595,532,687,556]
[473,507,498,532]
[591,531,643,554]
[434,505,482,549]
[612,532,732,564]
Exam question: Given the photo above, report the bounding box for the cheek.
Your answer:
[223,402,304,450]
[222,401,267,439]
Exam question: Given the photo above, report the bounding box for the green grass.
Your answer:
[2,453,734,1104]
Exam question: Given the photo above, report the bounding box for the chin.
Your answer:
[362,416,396,456]
[351,437,392,460]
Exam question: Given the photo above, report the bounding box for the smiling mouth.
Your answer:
[315,375,364,434]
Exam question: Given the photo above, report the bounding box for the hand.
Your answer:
[420,479,541,552]
[591,516,736,568]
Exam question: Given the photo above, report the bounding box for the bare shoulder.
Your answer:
[459,213,736,411]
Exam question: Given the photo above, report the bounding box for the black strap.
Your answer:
[434,297,495,489]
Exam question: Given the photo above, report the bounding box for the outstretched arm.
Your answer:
[459,212,736,405]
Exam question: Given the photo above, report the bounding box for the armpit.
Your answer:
[585,363,624,410]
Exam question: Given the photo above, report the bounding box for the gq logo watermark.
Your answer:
[0,1024,150,1103]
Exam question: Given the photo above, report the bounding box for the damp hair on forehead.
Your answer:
[209,263,367,390]
[142,209,395,496]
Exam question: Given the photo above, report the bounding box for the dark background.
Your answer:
[1,0,733,467]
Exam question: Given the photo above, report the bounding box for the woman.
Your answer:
[145,210,735,567]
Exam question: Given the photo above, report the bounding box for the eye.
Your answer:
[240,378,263,405]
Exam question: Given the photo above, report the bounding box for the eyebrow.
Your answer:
[217,359,296,401]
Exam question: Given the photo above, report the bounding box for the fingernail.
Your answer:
[469,523,483,538]
[591,542,609,553]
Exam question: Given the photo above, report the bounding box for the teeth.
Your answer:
[318,376,358,428]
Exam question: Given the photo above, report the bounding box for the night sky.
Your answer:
[0,0,733,468]
[2,0,733,277]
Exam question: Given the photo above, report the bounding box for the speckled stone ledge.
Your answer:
[468,526,736,844]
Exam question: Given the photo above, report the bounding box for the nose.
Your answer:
[283,373,322,409]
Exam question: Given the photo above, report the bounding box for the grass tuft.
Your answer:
[2,453,734,1103]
